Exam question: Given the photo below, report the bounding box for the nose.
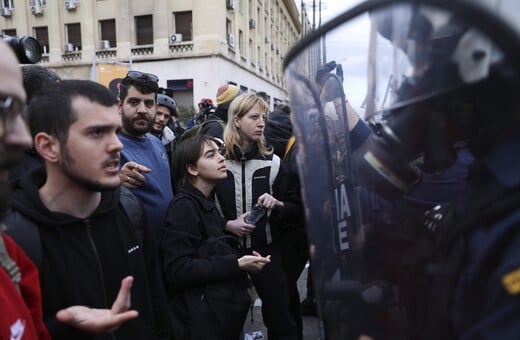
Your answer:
[2,115,32,149]
[110,133,124,153]
[137,101,149,113]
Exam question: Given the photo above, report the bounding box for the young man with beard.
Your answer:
[3,79,172,340]
[117,72,173,243]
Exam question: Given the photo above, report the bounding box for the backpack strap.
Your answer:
[3,211,42,270]
[284,136,296,161]
[119,186,144,245]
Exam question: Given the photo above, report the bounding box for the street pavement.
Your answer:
[243,263,321,340]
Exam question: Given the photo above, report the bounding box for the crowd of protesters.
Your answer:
[0,37,315,340]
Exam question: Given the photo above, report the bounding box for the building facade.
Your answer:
[0,0,301,115]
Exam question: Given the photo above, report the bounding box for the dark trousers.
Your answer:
[249,243,298,340]
[279,229,309,340]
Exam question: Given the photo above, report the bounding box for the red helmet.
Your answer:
[198,98,213,110]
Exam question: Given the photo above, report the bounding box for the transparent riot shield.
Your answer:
[284,0,520,339]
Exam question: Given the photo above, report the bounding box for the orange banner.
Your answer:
[97,63,129,95]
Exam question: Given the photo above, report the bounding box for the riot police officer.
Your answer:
[284,0,520,339]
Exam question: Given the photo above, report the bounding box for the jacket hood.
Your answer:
[9,167,121,227]
[264,109,293,158]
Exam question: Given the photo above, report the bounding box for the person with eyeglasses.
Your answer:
[118,71,174,244]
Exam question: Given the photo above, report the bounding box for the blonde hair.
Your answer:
[223,93,272,160]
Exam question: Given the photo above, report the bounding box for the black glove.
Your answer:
[316,60,337,84]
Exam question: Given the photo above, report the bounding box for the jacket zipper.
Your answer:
[241,155,248,248]
[240,155,247,214]
[84,219,116,339]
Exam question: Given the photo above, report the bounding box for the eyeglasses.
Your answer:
[0,95,27,136]
[125,71,159,83]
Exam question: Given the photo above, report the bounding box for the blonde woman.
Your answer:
[215,93,300,339]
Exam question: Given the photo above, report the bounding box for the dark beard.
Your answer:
[121,112,152,137]
[61,146,120,192]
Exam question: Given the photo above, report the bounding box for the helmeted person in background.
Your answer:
[152,93,177,162]
[214,93,300,339]
[185,98,212,130]
[8,65,61,183]
[117,71,173,243]
[285,0,520,339]
[3,79,172,339]
[162,134,271,339]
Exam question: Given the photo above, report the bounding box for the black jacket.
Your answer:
[161,184,249,339]
[4,168,171,340]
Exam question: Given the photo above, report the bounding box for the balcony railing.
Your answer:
[95,48,117,59]
[131,45,154,56]
[62,51,82,62]
[169,41,193,53]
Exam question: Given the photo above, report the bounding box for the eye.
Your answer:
[128,99,139,106]
[90,128,104,138]
[145,100,155,108]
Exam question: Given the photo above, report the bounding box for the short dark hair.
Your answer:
[21,65,61,101]
[171,134,215,191]
[29,80,118,144]
[118,74,159,102]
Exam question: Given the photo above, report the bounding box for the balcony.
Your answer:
[131,45,154,57]
[62,51,82,62]
[95,48,117,59]
[169,41,193,53]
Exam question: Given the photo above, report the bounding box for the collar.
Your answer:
[178,184,215,212]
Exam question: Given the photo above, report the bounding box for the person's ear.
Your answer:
[118,99,123,115]
[34,132,60,163]
[233,116,240,130]
[186,163,198,177]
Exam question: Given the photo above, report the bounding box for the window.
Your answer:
[135,15,153,45]
[249,38,253,61]
[173,11,192,41]
[33,26,49,54]
[30,0,46,7]
[239,30,243,52]
[2,0,13,9]
[2,29,16,36]
[226,19,232,37]
[99,19,116,48]
[66,23,82,50]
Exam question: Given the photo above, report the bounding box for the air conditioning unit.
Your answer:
[31,6,43,15]
[64,0,78,10]
[226,0,235,10]
[0,7,12,17]
[98,40,110,50]
[227,33,235,48]
[64,43,74,52]
[169,33,183,43]
[249,19,256,29]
